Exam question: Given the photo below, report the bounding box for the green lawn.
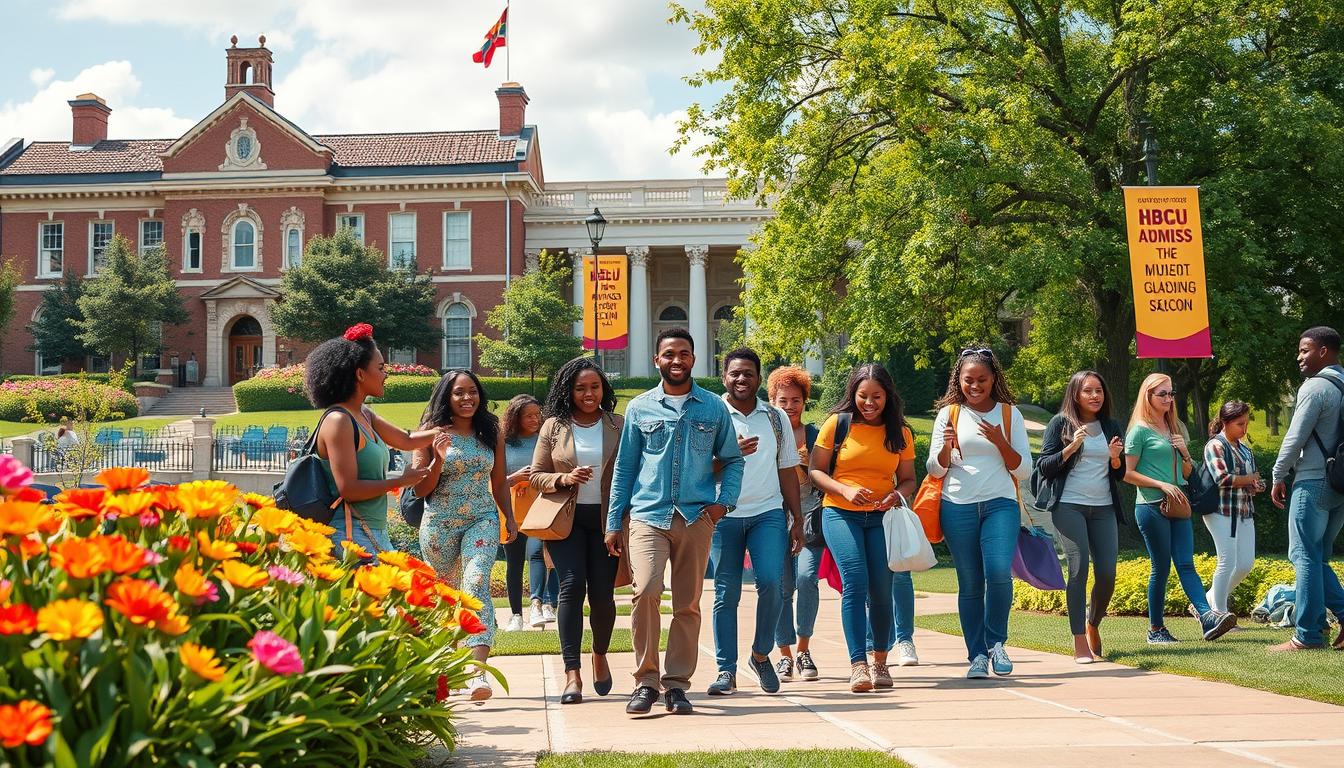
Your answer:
[911,563,959,594]
[538,751,911,768]
[0,415,182,441]
[493,628,667,657]
[492,597,672,616]
[914,611,1344,706]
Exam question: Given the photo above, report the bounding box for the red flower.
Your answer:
[455,607,487,635]
[236,541,259,555]
[167,535,191,552]
[0,603,37,635]
[343,323,374,341]
[436,674,449,702]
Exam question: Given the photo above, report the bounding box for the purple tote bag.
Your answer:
[1012,525,1066,591]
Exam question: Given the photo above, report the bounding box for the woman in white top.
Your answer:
[926,348,1033,680]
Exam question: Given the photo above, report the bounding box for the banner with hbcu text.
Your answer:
[582,255,628,351]
[1123,186,1213,359]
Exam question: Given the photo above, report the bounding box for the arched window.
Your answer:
[658,305,688,322]
[714,305,738,322]
[442,302,473,369]
[286,227,301,269]
[232,220,255,268]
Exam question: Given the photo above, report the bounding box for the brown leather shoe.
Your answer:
[1333,627,1344,651]
[1085,623,1103,658]
[1268,637,1324,652]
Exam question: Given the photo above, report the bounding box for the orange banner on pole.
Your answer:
[1123,186,1213,359]
[582,254,628,351]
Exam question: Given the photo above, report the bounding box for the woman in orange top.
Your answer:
[500,395,557,632]
[808,363,918,693]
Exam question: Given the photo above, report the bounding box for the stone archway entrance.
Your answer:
[227,315,264,384]
[200,276,281,387]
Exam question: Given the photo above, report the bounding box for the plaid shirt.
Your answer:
[1203,437,1257,519]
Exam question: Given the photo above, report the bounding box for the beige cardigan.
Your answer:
[529,412,623,509]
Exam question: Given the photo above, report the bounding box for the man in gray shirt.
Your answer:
[1270,326,1344,651]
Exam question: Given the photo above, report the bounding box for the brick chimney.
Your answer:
[225,34,275,106]
[496,82,529,138]
[69,93,111,148]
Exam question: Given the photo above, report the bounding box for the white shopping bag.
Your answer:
[883,493,937,573]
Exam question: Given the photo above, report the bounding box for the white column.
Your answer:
[524,248,542,273]
[804,342,824,377]
[571,249,589,339]
[740,244,758,344]
[686,245,710,378]
[626,246,652,377]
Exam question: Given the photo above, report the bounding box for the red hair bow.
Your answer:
[343,323,374,341]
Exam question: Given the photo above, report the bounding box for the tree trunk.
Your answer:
[1095,290,1135,417]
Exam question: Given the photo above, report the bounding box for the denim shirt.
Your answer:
[606,382,745,533]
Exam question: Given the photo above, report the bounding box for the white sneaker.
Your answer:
[966,654,990,680]
[466,672,492,703]
[504,614,525,633]
[896,640,919,667]
[542,604,557,623]
[529,604,546,628]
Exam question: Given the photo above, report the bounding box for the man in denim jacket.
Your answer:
[605,328,744,716]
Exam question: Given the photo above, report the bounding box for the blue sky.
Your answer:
[0,0,723,180]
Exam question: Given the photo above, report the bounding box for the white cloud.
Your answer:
[0,60,196,142]
[39,0,716,179]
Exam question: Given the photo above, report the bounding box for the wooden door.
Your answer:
[229,336,263,384]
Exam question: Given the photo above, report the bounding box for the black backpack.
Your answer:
[1309,373,1344,493]
[273,407,358,524]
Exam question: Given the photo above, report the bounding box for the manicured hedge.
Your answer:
[2,372,135,394]
[0,379,138,421]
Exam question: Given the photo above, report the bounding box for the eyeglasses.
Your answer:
[1153,390,1177,399]
[960,348,995,359]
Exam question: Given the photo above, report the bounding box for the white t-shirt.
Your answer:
[926,403,1033,504]
[1059,424,1112,506]
[572,421,604,506]
[663,391,691,412]
[720,396,800,518]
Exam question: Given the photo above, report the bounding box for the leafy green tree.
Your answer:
[28,272,91,370]
[75,236,186,374]
[673,0,1344,414]
[271,230,439,352]
[0,259,21,374]
[475,251,582,389]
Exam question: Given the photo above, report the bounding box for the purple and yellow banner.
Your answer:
[582,255,628,351]
[1123,186,1213,359]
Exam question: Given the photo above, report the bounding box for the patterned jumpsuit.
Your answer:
[420,435,499,647]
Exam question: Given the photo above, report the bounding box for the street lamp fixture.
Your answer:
[584,208,606,369]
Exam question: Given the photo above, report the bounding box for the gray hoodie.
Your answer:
[1273,365,1344,484]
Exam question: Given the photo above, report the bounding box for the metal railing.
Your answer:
[212,436,305,472]
[34,434,194,473]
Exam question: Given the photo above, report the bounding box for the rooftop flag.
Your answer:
[472,8,508,69]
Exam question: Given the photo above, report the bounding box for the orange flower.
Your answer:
[341,540,370,561]
[147,484,178,512]
[285,527,334,560]
[16,537,45,560]
[36,599,103,641]
[54,487,106,520]
[102,490,156,521]
[0,603,38,634]
[364,602,386,619]
[433,583,460,607]
[307,561,344,582]
[104,579,187,635]
[175,480,238,520]
[0,700,53,748]
[353,564,397,599]
[179,642,226,682]
[0,499,54,537]
[92,535,153,575]
[215,514,238,539]
[241,492,276,510]
[322,605,337,622]
[454,607,487,635]
[377,551,413,569]
[218,560,269,590]
[252,505,296,536]
[173,562,211,598]
[196,532,239,561]
[48,539,109,579]
[95,466,149,492]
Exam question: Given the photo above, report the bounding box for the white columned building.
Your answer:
[685,245,710,377]
[626,245,652,376]
[570,248,589,339]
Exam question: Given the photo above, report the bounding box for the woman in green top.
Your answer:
[305,323,441,554]
[1122,372,1236,644]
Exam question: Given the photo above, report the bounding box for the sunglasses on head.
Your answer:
[960,348,995,359]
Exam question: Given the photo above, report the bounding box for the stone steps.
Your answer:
[146,386,238,416]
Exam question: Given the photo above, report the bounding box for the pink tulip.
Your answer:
[248,630,304,676]
[0,455,34,494]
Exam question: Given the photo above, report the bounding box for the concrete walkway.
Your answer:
[441,583,1344,767]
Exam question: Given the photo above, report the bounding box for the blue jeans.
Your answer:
[711,509,788,671]
[775,543,823,646]
[865,572,916,651]
[821,507,892,664]
[941,497,1018,661]
[1135,502,1211,627]
[1288,480,1344,646]
[330,514,393,559]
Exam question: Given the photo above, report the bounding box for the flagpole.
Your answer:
[506,0,511,82]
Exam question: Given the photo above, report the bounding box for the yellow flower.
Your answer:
[435,583,484,612]
[377,551,412,569]
[322,605,337,623]
[0,499,54,537]
[364,602,385,619]
[307,561,344,582]
[173,562,211,598]
[36,599,103,641]
[180,642,226,682]
[341,540,370,561]
[218,560,269,590]
[292,517,335,536]
[196,532,239,562]
[353,565,397,599]
[284,528,334,561]
[252,506,297,536]
[240,492,276,510]
[175,480,238,520]
[101,490,156,521]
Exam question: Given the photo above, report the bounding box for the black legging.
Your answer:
[548,503,618,672]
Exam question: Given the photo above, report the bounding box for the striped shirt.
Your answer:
[1203,436,1257,520]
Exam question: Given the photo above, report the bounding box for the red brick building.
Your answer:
[0,37,542,386]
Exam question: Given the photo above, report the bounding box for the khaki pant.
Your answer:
[628,513,715,691]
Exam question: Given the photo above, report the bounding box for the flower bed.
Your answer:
[0,459,484,766]
[0,378,138,421]
[235,363,439,412]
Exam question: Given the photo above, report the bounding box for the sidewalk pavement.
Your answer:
[439,584,1344,768]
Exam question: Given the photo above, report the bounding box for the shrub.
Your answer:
[1013,554,1344,616]
[2,372,134,394]
[0,462,482,766]
[0,378,138,421]
[235,373,441,411]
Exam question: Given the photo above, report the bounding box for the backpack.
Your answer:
[273,407,359,524]
[1308,373,1344,493]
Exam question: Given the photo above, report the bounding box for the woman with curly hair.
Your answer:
[926,348,1033,680]
[409,369,515,702]
[529,356,622,705]
[304,323,441,554]
[500,394,558,632]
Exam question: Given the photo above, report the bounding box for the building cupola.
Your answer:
[225,35,275,106]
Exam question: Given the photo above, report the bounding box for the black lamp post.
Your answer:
[1140,119,1172,376]
[584,208,607,369]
